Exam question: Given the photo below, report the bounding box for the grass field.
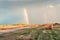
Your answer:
[0,25,60,40]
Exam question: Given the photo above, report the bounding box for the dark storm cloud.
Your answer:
[1,0,60,7]
[0,0,54,8]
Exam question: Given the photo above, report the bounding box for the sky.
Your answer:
[0,0,60,24]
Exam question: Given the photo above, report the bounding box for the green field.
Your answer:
[0,25,60,40]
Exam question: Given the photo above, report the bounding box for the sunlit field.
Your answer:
[0,25,60,40]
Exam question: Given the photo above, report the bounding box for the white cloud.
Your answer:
[46,5,55,8]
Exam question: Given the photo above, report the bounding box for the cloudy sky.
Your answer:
[0,0,60,24]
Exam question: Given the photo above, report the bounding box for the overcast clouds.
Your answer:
[0,0,60,24]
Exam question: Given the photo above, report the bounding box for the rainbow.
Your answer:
[24,8,29,24]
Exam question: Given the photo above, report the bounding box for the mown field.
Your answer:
[0,25,60,40]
